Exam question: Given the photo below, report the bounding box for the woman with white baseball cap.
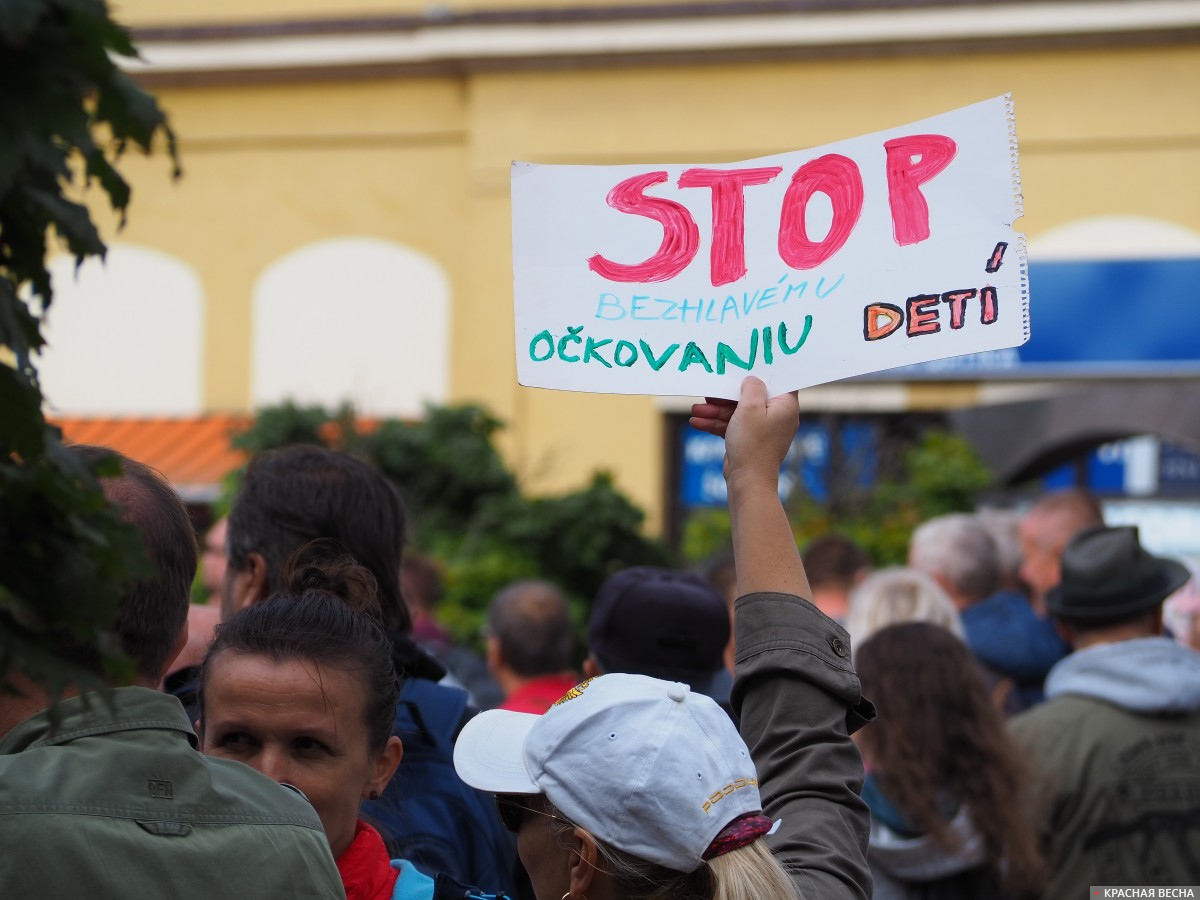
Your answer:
[454,377,874,900]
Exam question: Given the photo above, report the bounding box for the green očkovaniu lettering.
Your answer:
[716,329,759,375]
[639,339,679,371]
[528,317,813,374]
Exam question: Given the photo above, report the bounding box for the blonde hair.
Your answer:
[541,799,797,900]
[710,838,797,900]
[845,566,964,651]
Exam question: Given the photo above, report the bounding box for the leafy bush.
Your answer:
[365,404,518,539]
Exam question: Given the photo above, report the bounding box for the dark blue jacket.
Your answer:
[362,633,518,896]
[961,591,1069,711]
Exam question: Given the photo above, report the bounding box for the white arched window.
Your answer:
[36,244,204,415]
[251,237,450,417]
[1030,214,1200,260]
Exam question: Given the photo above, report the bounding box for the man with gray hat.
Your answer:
[1009,525,1200,894]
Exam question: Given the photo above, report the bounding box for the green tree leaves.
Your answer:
[1,0,178,696]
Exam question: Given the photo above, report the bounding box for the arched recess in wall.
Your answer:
[251,237,449,417]
[1029,214,1200,260]
[36,244,205,415]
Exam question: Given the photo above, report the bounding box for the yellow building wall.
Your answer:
[114,0,702,26]
[94,26,1200,533]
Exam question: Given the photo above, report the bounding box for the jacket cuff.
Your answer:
[732,592,876,733]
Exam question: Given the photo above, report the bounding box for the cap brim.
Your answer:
[452,708,542,794]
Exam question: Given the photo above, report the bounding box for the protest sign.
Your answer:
[511,94,1029,398]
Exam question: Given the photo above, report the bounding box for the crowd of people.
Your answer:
[2,376,1199,898]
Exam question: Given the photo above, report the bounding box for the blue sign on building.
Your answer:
[680,422,876,508]
[1043,438,1200,496]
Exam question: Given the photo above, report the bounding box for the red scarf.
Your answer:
[336,821,400,900]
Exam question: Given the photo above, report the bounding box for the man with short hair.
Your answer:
[910,513,1067,709]
[802,534,870,623]
[1018,487,1104,613]
[1009,525,1200,893]
[222,443,514,890]
[584,566,734,716]
[486,580,578,714]
[0,448,343,898]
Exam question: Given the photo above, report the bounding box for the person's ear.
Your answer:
[156,621,190,685]
[244,553,270,606]
[930,572,964,611]
[485,635,502,674]
[568,826,601,896]
[223,552,270,618]
[582,656,602,679]
[364,736,404,800]
[1053,618,1073,648]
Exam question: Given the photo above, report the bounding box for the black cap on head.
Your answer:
[1046,525,1190,621]
[588,566,732,702]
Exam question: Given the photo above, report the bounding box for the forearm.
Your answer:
[727,474,810,600]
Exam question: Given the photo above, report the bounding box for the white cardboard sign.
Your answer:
[512,94,1028,398]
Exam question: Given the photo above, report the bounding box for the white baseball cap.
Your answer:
[452,673,763,873]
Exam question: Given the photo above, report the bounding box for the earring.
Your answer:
[368,791,380,801]
[560,894,570,900]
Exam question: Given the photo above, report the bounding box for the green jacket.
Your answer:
[0,686,345,898]
[1009,637,1200,895]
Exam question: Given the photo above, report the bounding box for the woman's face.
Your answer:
[505,796,608,900]
[199,651,401,859]
[516,806,572,900]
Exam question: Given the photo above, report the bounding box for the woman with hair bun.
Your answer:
[197,548,509,900]
[452,377,875,900]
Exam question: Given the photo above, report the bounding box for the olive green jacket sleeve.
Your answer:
[0,687,345,899]
[732,592,876,900]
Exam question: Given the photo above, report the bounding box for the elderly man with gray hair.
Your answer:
[909,512,1068,711]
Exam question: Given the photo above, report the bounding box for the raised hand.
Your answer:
[690,377,799,488]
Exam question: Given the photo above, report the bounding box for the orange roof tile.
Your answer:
[52,415,252,501]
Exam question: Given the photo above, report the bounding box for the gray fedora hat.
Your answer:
[1046,525,1190,620]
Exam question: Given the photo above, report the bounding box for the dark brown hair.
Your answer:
[226,444,411,633]
[856,622,1044,891]
[73,445,196,680]
[200,544,398,753]
[803,534,870,592]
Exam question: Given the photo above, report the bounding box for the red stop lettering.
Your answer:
[678,166,783,287]
[587,172,700,283]
[778,154,864,271]
[884,135,958,246]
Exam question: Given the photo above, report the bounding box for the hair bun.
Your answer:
[281,539,382,619]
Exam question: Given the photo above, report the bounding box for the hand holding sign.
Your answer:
[512,94,1028,398]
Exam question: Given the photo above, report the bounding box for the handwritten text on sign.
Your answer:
[511,94,1029,397]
